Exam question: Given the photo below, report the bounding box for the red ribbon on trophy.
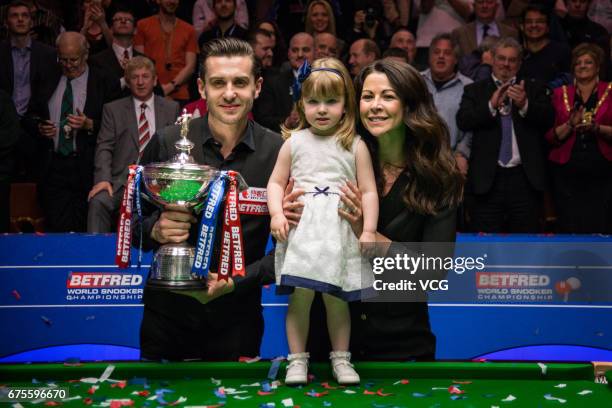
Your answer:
[217,171,245,281]
[115,165,139,268]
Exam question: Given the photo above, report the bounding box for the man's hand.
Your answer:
[67,109,92,130]
[161,82,175,96]
[173,273,234,304]
[490,82,511,110]
[88,181,112,201]
[282,177,304,227]
[454,153,468,176]
[151,204,196,244]
[38,120,56,139]
[507,80,527,109]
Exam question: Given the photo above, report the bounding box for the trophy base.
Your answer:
[148,242,206,291]
[145,278,207,291]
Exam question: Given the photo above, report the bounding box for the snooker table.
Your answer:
[1,361,611,407]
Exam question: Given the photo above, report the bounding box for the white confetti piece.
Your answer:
[271,380,282,389]
[282,398,294,407]
[147,395,158,401]
[11,404,25,408]
[577,390,593,395]
[240,382,261,387]
[210,378,221,386]
[223,389,247,395]
[544,394,566,403]
[538,363,547,375]
[233,396,253,400]
[343,389,356,394]
[502,394,517,402]
[554,384,567,388]
[99,365,115,383]
[431,387,448,390]
[491,406,500,408]
[61,396,82,402]
[80,377,100,384]
[173,396,188,404]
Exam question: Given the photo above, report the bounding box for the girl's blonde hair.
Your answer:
[281,57,356,150]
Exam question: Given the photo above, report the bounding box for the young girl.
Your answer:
[267,58,378,385]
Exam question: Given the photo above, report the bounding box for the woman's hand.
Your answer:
[339,181,364,238]
[568,106,584,129]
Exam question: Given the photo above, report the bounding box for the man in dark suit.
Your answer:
[451,0,518,58]
[457,37,554,233]
[0,0,58,180]
[35,32,121,232]
[87,56,180,233]
[252,32,314,132]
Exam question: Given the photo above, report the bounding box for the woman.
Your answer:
[255,19,287,67]
[79,0,113,55]
[545,43,612,234]
[339,59,464,360]
[304,0,336,36]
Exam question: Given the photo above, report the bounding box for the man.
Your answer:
[388,28,416,65]
[451,0,518,57]
[382,47,410,64]
[0,0,57,117]
[89,7,144,96]
[34,32,120,232]
[0,0,64,46]
[198,0,248,47]
[348,38,379,77]
[518,5,571,85]
[314,32,338,59]
[253,32,314,132]
[0,90,21,232]
[561,0,609,66]
[421,33,472,176]
[87,56,180,233]
[134,0,198,104]
[137,38,284,361]
[247,28,275,70]
[457,37,553,233]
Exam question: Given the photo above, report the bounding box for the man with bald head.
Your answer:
[348,38,379,77]
[314,32,338,59]
[253,32,314,132]
[34,31,120,232]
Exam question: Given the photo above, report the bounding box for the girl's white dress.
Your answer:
[275,128,372,300]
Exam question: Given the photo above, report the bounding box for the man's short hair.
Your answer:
[200,37,261,80]
[429,32,460,59]
[246,28,273,47]
[492,36,523,60]
[383,47,409,63]
[125,55,156,78]
[6,0,31,20]
[361,38,381,59]
[522,4,549,24]
[56,31,89,55]
[112,4,135,19]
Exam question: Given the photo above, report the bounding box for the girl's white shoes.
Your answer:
[285,352,310,385]
[330,351,360,385]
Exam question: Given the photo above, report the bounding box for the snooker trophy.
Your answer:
[115,110,247,290]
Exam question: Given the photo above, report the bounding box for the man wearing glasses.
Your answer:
[34,31,120,232]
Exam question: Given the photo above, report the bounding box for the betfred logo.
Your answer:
[67,272,143,288]
[476,272,550,288]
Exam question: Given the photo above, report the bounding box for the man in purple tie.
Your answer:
[456,37,554,233]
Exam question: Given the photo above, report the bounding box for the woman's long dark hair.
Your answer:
[354,59,464,215]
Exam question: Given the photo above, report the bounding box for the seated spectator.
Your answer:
[248,28,275,70]
[545,43,612,234]
[314,32,338,59]
[383,46,409,64]
[348,1,387,47]
[198,0,248,47]
[348,38,380,77]
[519,4,571,86]
[192,0,248,38]
[87,56,179,233]
[451,0,518,58]
[561,0,610,77]
[587,0,612,35]
[79,0,113,55]
[0,0,65,46]
[34,32,120,232]
[421,33,472,176]
[255,19,287,67]
[253,32,313,132]
[458,35,498,82]
[388,27,416,64]
[134,0,198,105]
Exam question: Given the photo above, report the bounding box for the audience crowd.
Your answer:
[1,0,611,234]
